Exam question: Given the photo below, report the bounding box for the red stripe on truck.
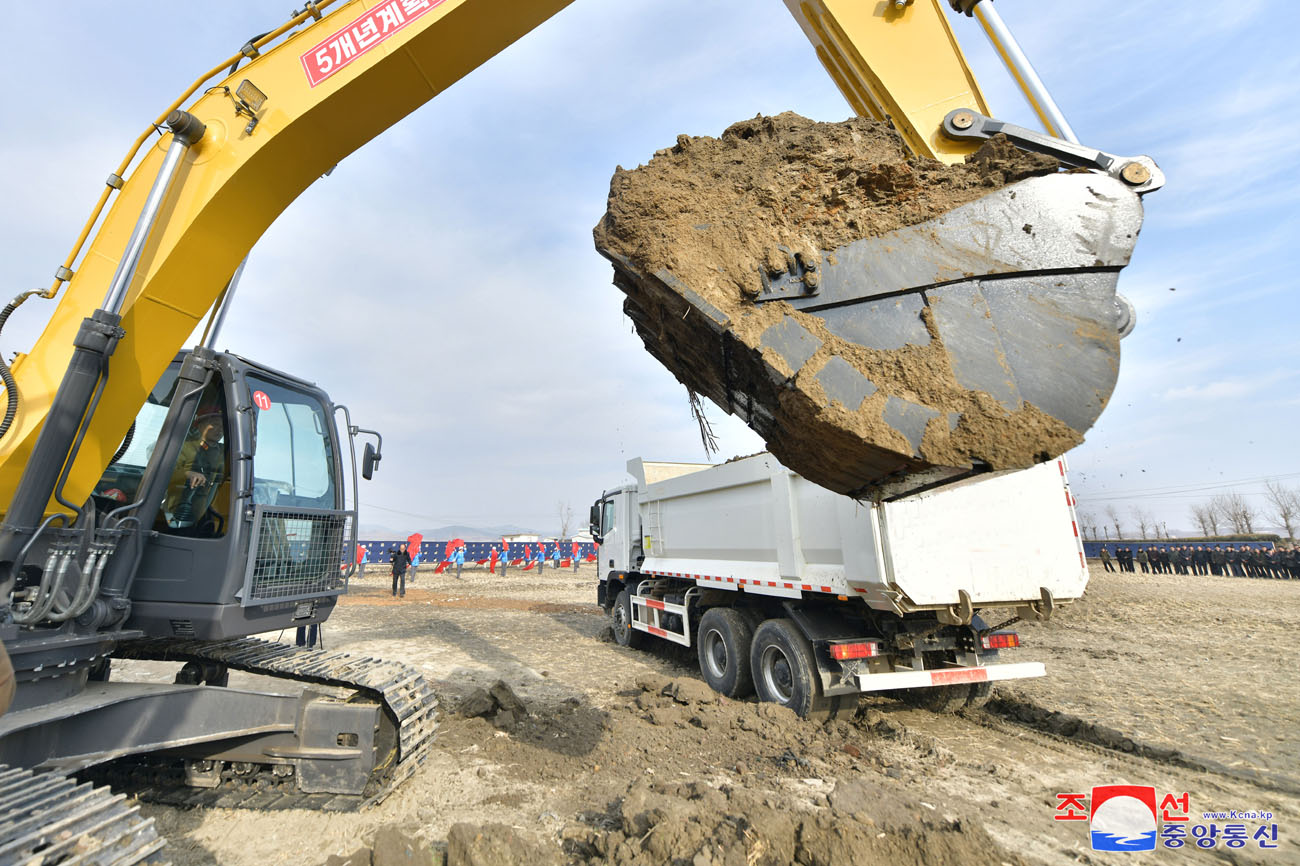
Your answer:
[932,668,989,686]
[645,599,665,610]
[648,626,667,637]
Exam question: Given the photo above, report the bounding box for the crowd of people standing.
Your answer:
[1098,544,1298,579]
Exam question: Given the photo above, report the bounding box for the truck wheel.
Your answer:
[894,684,968,713]
[750,619,844,719]
[965,681,993,709]
[697,608,755,698]
[612,588,643,649]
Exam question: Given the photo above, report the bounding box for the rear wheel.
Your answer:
[965,681,993,709]
[697,607,755,698]
[893,683,969,713]
[750,619,847,719]
[612,588,643,649]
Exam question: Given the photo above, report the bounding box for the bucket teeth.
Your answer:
[597,170,1143,499]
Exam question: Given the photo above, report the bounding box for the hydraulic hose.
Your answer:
[0,290,41,443]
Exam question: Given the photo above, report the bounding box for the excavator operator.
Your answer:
[162,409,227,532]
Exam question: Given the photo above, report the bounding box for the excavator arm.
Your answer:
[0,0,1020,515]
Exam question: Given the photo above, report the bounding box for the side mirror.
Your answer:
[589,502,603,544]
[362,442,381,480]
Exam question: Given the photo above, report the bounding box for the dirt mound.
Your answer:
[560,773,1018,866]
[594,112,1077,495]
[440,677,1018,865]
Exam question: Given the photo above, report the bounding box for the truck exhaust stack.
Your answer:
[594,113,1145,498]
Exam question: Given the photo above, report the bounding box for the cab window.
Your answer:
[601,500,615,537]
[248,376,337,509]
[157,378,230,537]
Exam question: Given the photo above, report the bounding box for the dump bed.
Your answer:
[628,453,1086,613]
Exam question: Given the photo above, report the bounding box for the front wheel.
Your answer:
[612,588,643,649]
[749,619,847,719]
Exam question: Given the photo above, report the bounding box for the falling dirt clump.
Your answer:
[593,112,1109,496]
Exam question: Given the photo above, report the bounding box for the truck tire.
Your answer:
[894,684,968,713]
[697,607,755,698]
[612,588,643,649]
[750,619,846,720]
[965,681,993,709]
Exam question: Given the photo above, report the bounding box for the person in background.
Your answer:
[453,544,466,580]
[535,543,547,571]
[1209,545,1226,576]
[572,539,581,573]
[408,546,421,581]
[551,544,561,570]
[1136,547,1149,574]
[489,545,499,575]
[1099,546,1114,572]
[295,623,319,648]
[391,543,411,597]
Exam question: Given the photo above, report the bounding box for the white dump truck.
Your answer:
[591,453,1088,717]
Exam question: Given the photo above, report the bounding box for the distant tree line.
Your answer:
[1076,481,1299,542]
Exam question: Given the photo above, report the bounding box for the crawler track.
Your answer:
[0,763,167,865]
[89,637,439,811]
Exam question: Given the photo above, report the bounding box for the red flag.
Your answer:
[522,561,535,571]
[434,560,449,574]
[572,541,580,558]
[356,544,366,565]
[407,533,423,563]
[489,548,499,574]
[560,559,572,568]
[445,538,465,557]
[524,544,532,560]
[585,553,596,562]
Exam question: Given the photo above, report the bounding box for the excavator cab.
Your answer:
[92,351,355,641]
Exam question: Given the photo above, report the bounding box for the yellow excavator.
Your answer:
[0,1,1159,861]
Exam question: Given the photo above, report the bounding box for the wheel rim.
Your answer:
[703,628,728,679]
[615,599,630,633]
[760,645,794,704]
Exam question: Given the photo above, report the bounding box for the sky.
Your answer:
[0,0,1296,539]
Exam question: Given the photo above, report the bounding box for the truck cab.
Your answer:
[590,484,639,596]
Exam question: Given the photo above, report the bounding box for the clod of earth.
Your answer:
[457,680,529,731]
[594,112,1088,495]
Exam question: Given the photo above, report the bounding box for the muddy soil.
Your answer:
[593,113,1080,496]
[137,562,1300,865]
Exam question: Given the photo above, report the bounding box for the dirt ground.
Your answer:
[137,561,1300,865]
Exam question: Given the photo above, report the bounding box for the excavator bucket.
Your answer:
[594,114,1143,498]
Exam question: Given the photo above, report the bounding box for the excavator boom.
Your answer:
[0,0,1056,513]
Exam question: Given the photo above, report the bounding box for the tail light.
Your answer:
[981,632,1020,650]
[829,640,881,660]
